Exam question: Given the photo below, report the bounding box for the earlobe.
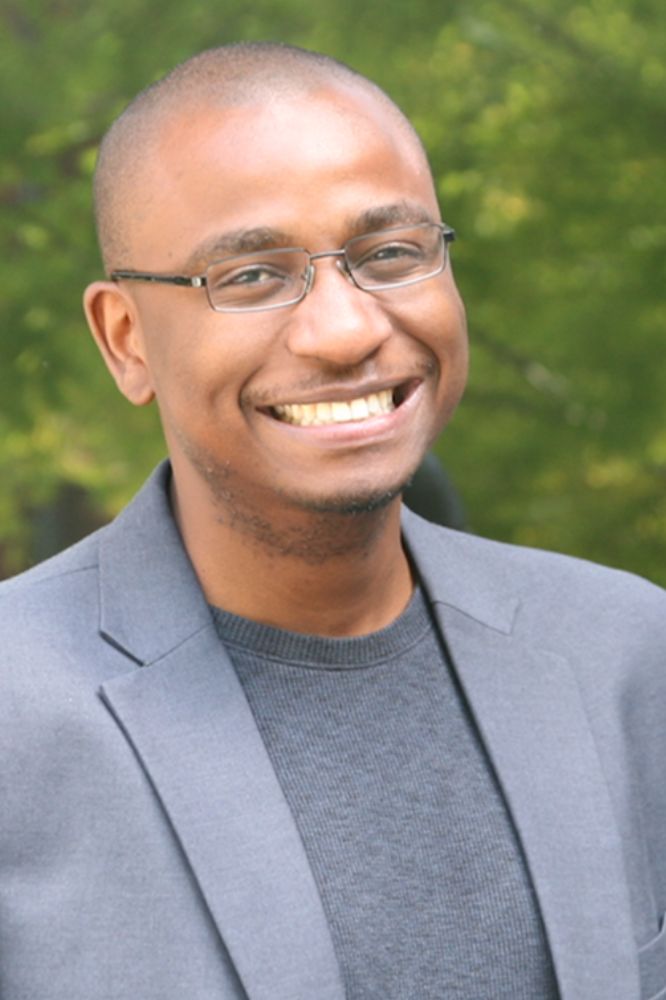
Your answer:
[83,281,155,406]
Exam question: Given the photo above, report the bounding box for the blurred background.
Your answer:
[1,0,665,583]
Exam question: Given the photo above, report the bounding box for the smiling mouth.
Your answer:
[269,385,413,427]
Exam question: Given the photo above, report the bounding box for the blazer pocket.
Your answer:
[639,915,666,1000]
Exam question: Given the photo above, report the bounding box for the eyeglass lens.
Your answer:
[205,224,447,312]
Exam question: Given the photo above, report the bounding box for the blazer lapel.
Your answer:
[96,468,640,998]
[403,509,641,1000]
[97,465,345,1000]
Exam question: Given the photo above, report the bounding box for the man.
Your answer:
[1,42,665,1000]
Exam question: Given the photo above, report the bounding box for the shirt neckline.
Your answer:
[210,585,432,670]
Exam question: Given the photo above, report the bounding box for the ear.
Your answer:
[83,281,155,406]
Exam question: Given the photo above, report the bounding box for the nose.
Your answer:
[283,256,394,367]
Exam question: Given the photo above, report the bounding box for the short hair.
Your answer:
[93,42,424,270]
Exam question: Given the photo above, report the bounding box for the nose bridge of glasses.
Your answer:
[304,248,355,295]
[308,248,347,264]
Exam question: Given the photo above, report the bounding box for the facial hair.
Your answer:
[184,439,413,565]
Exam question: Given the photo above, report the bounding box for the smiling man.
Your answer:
[85,53,468,633]
[1,42,666,1000]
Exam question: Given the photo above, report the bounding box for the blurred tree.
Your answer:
[1,0,664,580]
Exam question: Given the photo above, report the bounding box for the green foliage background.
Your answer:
[2,0,665,582]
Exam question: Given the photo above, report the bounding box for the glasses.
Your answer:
[110,222,456,314]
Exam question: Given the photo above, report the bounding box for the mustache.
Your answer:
[247,358,436,407]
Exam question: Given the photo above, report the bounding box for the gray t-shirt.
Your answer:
[212,587,559,999]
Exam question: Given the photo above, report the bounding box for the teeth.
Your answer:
[331,401,352,422]
[274,389,395,426]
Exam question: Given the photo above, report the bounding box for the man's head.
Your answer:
[84,42,468,538]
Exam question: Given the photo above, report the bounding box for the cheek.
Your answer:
[141,307,260,413]
[444,295,469,371]
[403,283,468,368]
[440,305,469,403]
[414,290,469,417]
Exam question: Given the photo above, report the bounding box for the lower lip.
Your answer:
[258,382,425,447]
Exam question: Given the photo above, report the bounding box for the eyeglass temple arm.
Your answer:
[109,271,206,288]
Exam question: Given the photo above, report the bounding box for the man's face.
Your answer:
[109,84,468,524]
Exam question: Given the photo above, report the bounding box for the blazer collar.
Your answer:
[401,505,520,634]
[99,465,518,665]
[98,463,515,664]
[98,462,211,665]
[98,462,345,1000]
[403,506,640,999]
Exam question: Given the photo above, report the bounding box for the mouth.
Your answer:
[268,383,414,427]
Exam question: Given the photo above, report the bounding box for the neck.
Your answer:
[170,475,413,637]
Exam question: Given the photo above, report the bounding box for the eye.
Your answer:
[206,255,301,309]
[367,241,422,262]
[353,239,427,279]
[213,263,290,289]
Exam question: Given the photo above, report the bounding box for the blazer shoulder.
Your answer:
[0,527,107,647]
[404,506,664,592]
[0,526,103,596]
[402,507,666,640]
[0,461,171,613]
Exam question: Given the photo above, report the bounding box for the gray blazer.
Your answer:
[2,462,666,1000]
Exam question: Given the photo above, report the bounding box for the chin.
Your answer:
[286,476,413,517]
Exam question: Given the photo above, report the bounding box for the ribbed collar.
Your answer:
[210,585,432,670]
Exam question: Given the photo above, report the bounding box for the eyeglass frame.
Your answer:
[109,222,456,314]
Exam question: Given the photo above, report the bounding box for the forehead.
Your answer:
[127,84,438,268]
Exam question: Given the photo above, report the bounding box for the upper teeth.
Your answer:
[273,389,395,426]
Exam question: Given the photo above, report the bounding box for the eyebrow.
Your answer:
[182,227,294,273]
[182,202,437,273]
[347,202,436,237]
